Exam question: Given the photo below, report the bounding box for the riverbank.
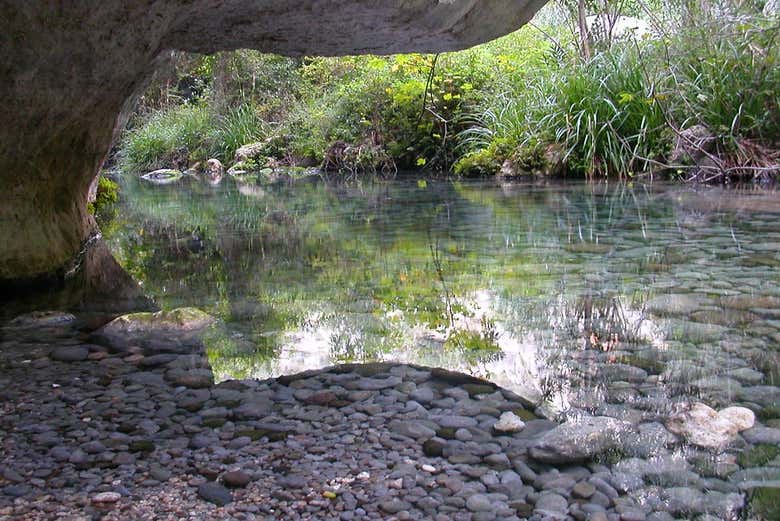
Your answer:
[1,310,777,520]
[117,4,779,185]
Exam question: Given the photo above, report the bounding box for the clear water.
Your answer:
[103,174,780,410]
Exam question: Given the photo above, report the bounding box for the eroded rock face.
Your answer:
[0,0,546,285]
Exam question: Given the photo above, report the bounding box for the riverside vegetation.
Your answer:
[115,0,779,186]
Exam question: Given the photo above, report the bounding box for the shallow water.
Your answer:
[103,174,780,414]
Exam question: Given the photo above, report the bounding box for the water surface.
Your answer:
[104,174,780,412]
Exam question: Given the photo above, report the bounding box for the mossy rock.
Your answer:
[512,408,538,422]
[690,309,759,327]
[758,405,780,422]
[461,383,496,397]
[719,295,780,311]
[236,429,267,441]
[746,486,780,521]
[436,427,457,440]
[129,440,156,453]
[265,431,290,442]
[617,354,666,374]
[564,242,613,254]
[738,444,780,468]
[741,255,780,268]
[423,439,445,457]
[203,418,227,428]
[643,262,672,273]
[100,307,216,336]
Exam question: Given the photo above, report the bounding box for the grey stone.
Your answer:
[50,346,89,362]
[534,492,568,517]
[233,400,274,420]
[466,494,494,512]
[222,470,251,488]
[197,481,232,506]
[529,416,632,464]
[437,415,479,429]
[388,420,436,440]
[379,499,412,514]
[742,425,780,445]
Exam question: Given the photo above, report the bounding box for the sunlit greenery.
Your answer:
[117,1,779,182]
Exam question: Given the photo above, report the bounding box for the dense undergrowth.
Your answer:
[118,1,780,182]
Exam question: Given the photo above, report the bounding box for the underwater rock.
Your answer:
[529,416,632,463]
[492,411,526,434]
[98,307,215,336]
[666,403,755,448]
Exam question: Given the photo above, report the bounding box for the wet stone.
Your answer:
[197,481,232,506]
[380,499,412,514]
[466,494,494,512]
[50,346,89,362]
[573,481,597,499]
[222,470,252,488]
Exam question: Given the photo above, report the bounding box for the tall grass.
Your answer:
[457,7,779,180]
[119,104,214,173]
[539,47,667,177]
[213,104,269,162]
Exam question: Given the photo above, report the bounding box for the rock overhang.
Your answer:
[0,0,548,285]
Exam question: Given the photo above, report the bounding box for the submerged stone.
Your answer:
[492,411,526,434]
[644,294,702,316]
[99,308,216,336]
[529,416,632,464]
[7,311,77,329]
[50,346,89,362]
[665,403,754,448]
[197,481,232,506]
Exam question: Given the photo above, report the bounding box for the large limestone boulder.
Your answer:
[0,0,545,286]
[0,0,547,287]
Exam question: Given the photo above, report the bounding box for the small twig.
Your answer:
[417,54,440,127]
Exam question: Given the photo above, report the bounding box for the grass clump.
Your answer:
[738,444,780,468]
[119,104,215,173]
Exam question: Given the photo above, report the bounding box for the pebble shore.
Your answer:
[0,310,778,521]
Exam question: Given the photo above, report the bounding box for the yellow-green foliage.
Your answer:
[89,176,119,214]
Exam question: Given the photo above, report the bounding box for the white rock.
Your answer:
[92,492,121,503]
[493,411,526,434]
[666,403,754,449]
[718,406,755,431]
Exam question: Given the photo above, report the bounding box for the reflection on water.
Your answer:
[104,174,780,412]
